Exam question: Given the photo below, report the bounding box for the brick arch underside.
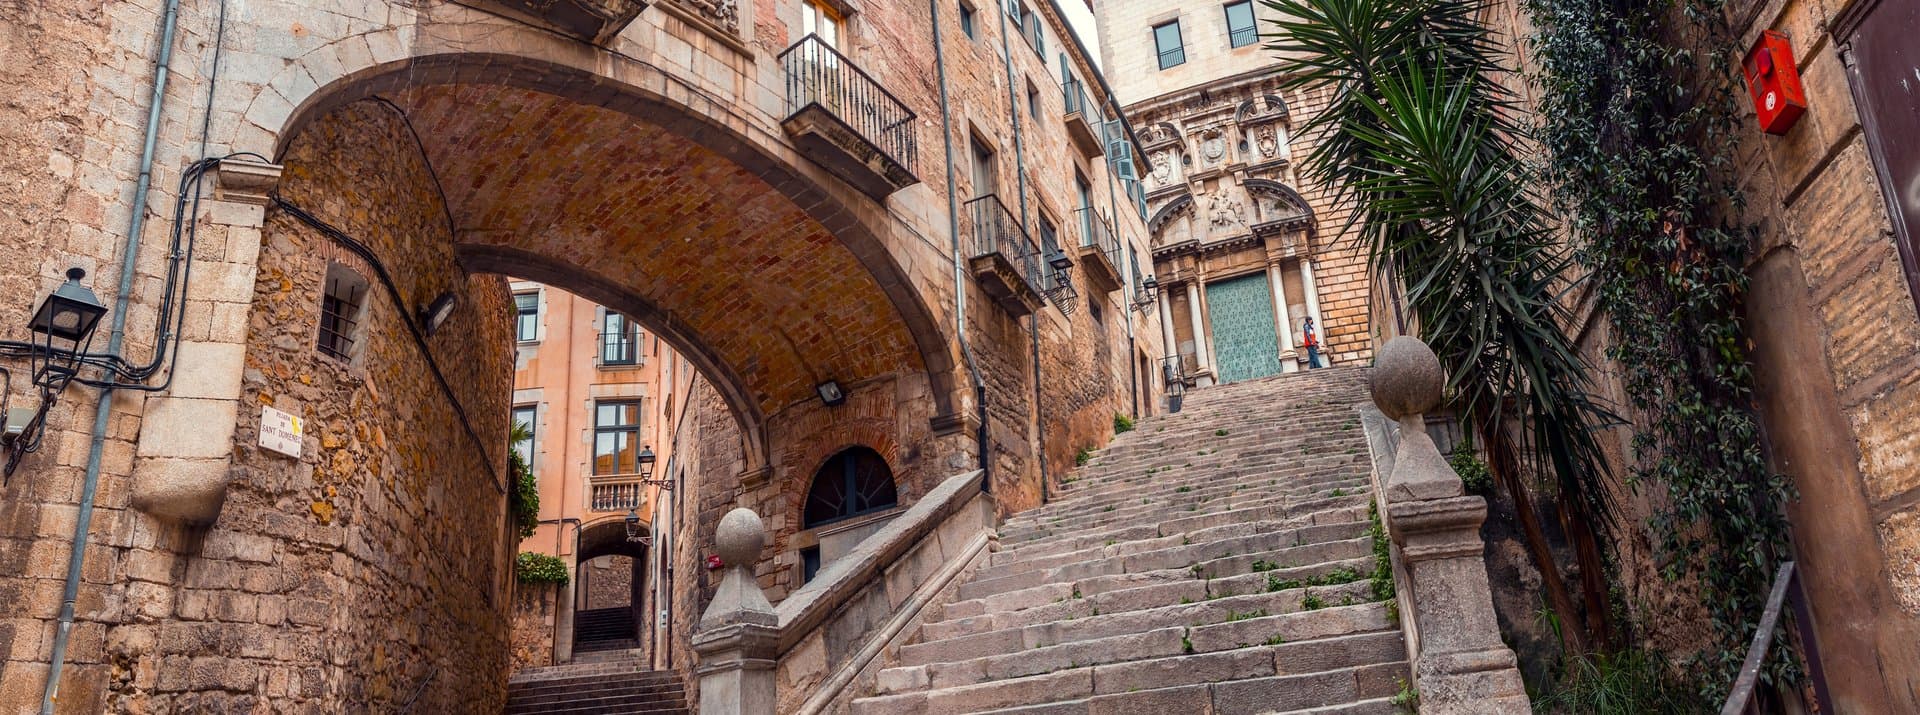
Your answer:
[274,56,958,449]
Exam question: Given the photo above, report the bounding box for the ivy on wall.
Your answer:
[1527,0,1797,699]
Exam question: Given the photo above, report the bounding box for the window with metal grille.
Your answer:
[592,401,642,475]
[803,447,897,528]
[317,264,367,360]
[1224,2,1257,48]
[514,291,539,342]
[1154,20,1185,70]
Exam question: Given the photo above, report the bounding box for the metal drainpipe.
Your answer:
[41,0,183,711]
[995,0,1049,503]
[928,0,991,492]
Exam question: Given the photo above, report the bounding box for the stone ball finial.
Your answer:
[1371,336,1444,420]
[715,507,766,567]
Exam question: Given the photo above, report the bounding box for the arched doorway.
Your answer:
[572,518,652,657]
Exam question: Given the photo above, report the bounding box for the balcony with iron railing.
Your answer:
[965,194,1047,317]
[597,331,641,368]
[1062,79,1104,159]
[1075,207,1124,294]
[779,35,921,200]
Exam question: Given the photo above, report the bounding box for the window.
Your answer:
[318,263,367,360]
[970,135,997,198]
[1224,1,1257,48]
[592,401,642,476]
[803,447,898,528]
[1039,215,1061,255]
[601,311,639,366]
[1009,1,1043,56]
[511,405,536,470]
[959,1,976,38]
[513,291,539,342]
[1154,20,1186,70]
[1027,80,1041,121]
[801,0,844,47]
[1076,173,1094,246]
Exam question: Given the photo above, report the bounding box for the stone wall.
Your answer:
[583,556,636,611]
[1721,0,1920,706]
[510,583,561,671]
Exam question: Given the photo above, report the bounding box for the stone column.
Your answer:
[1369,337,1528,714]
[1267,261,1297,373]
[1299,259,1326,367]
[692,508,779,715]
[1184,281,1215,387]
[1156,290,1177,378]
[130,157,282,523]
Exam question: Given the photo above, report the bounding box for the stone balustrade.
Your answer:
[1358,337,1531,713]
[693,470,996,714]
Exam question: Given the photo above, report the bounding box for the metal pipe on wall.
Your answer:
[42,0,185,710]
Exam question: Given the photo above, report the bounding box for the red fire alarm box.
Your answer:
[1743,30,1807,135]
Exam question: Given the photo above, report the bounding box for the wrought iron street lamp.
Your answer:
[29,268,108,390]
[1131,274,1160,313]
[624,508,651,546]
[6,268,109,479]
[639,446,672,491]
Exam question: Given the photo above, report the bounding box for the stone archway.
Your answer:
[264,53,959,465]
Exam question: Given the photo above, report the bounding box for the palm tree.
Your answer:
[1262,0,1619,653]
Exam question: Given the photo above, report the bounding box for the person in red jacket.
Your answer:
[1302,317,1323,369]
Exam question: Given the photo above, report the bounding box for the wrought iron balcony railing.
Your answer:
[1061,79,1104,158]
[598,331,639,367]
[779,35,920,198]
[965,194,1048,316]
[1075,207,1125,294]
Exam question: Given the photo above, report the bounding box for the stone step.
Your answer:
[961,520,1370,603]
[999,494,1372,557]
[1001,473,1372,540]
[896,580,1384,680]
[508,670,679,693]
[936,538,1376,627]
[853,656,1404,715]
[507,683,687,709]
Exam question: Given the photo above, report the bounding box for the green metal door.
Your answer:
[1205,273,1281,384]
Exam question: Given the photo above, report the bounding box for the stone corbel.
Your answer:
[130,158,283,525]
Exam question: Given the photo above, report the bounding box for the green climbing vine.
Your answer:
[515,551,570,584]
[1527,0,1796,699]
[509,420,540,540]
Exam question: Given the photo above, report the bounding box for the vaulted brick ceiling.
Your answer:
[383,83,926,419]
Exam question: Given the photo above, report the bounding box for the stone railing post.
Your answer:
[692,507,778,715]
[1370,337,1530,714]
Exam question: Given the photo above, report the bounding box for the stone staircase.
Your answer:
[574,606,639,654]
[851,368,1411,714]
[506,651,690,714]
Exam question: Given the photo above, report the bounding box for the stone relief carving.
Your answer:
[1207,191,1246,233]
[1152,150,1176,186]
[1201,129,1226,165]
[1257,127,1278,158]
[671,0,739,33]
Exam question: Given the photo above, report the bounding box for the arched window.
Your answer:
[803,447,897,528]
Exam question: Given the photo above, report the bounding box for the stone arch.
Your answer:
[1243,180,1316,238]
[228,16,959,439]
[254,44,963,472]
[1149,193,1197,248]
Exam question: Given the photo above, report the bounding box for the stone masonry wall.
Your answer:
[510,583,561,671]
[208,99,515,711]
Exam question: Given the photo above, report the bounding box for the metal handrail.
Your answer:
[597,331,638,366]
[1720,561,1832,715]
[965,194,1045,296]
[778,34,919,177]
